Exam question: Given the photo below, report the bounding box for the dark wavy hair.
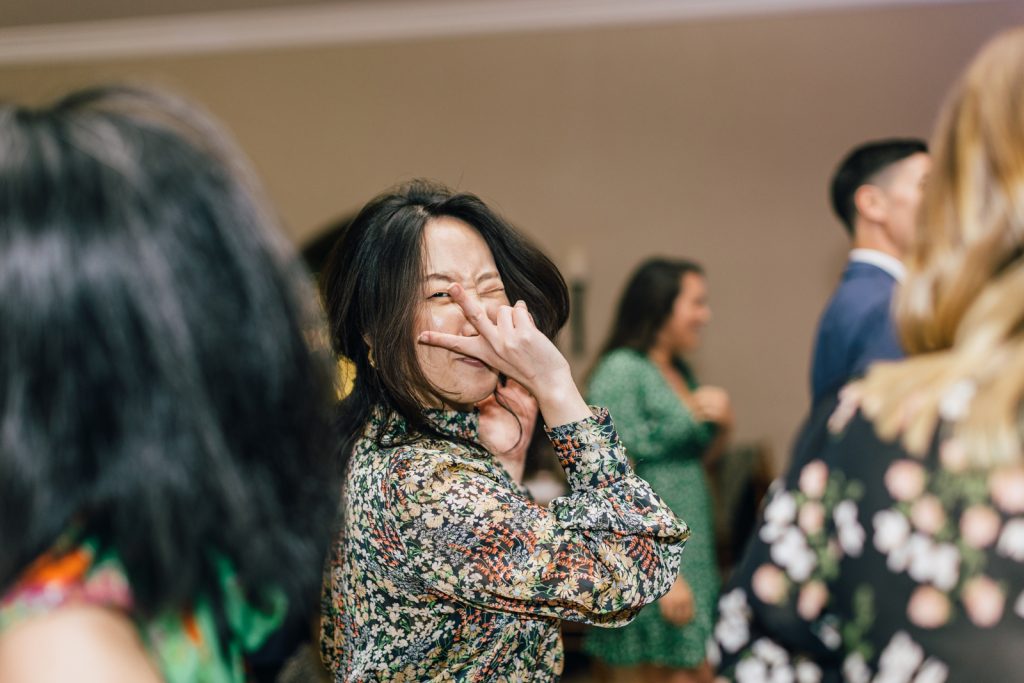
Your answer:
[0,86,339,620]
[321,180,569,466]
[597,258,705,359]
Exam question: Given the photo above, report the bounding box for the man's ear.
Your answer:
[853,184,888,225]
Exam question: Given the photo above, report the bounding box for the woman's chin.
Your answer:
[444,380,500,410]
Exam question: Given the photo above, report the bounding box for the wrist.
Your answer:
[533,374,591,428]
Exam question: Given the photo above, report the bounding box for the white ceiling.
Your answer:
[0,0,984,29]
[0,0,995,65]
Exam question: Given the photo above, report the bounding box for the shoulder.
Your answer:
[592,348,653,380]
[820,274,894,330]
[0,604,161,683]
[384,439,495,495]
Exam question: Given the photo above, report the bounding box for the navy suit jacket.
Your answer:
[810,260,904,402]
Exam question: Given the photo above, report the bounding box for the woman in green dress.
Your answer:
[585,258,732,683]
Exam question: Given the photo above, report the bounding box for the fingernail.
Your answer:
[417,332,428,342]
[449,283,462,295]
[515,299,526,307]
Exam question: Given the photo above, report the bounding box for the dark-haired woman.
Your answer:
[584,259,731,683]
[0,87,338,682]
[318,182,691,681]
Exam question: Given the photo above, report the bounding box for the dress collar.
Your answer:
[371,405,481,445]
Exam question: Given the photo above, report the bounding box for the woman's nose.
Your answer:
[457,293,499,336]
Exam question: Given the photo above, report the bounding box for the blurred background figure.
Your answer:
[810,138,930,404]
[0,86,339,683]
[585,258,731,683]
[715,25,1024,681]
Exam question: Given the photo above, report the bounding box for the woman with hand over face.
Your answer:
[584,259,731,683]
[0,86,338,683]
[318,181,691,682]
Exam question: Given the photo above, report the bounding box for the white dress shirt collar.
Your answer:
[849,248,906,283]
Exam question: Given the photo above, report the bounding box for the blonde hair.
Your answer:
[858,27,1024,467]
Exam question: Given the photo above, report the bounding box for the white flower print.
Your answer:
[770,664,795,683]
[997,518,1024,562]
[873,631,946,683]
[772,527,817,582]
[706,636,721,668]
[795,660,822,683]
[736,657,769,683]
[835,500,865,556]
[904,539,959,592]
[717,588,753,654]
[930,544,960,592]
[912,660,949,683]
[716,618,751,655]
[818,621,842,651]
[734,638,796,683]
[720,587,750,615]
[761,492,798,543]
[752,638,788,667]
[844,651,871,683]
[874,509,911,555]
[875,635,922,682]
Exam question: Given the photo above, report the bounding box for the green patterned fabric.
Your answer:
[0,533,286,683]
[583,348,721,669]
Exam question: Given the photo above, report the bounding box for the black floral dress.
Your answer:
[714,394,1024,682]
[321,406,690,681]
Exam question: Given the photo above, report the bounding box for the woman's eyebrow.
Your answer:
[424,271,501,283]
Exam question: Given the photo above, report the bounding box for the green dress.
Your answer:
[583,348,720,669]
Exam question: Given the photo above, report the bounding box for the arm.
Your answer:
[691,385,733,467]
[387,408,690,626]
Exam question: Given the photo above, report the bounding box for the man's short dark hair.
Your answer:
[830,138,928,235]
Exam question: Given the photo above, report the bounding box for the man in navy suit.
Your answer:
[810,139,930,403]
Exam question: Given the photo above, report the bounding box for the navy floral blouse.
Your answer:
[321,406,690,681]
[714,393,1024,683]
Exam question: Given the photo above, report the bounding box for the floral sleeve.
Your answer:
[386,408,690,625]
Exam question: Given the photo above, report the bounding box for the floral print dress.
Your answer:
[713,394,1024,683]
[320,406,691,681]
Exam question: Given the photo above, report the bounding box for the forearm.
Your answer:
[703,425,731,466]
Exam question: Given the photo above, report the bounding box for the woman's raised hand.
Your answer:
[418,283,591,427]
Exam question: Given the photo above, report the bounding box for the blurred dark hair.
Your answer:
[302,214,355,281]
[0,86,338,620]
[597,258,705,360]
[321,180,569,465]
[830,138,928,235]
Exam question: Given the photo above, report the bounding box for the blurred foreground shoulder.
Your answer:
[0,605,162,683]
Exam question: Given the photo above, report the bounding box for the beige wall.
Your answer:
[3,1,1022,469]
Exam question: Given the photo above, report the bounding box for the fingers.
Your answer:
[417,330,492,363]
[512,300,535,329]
[497,304,514,333]
[448,283,500,345]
